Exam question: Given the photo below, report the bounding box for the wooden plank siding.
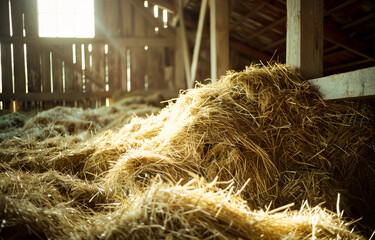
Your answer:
[0,0,176,111]
[91,44,106,93]
[11,0,26,99]
[0,0,12,109]
[64,45,75,95]
[131,8,147,91]
[52,50,63,94]
[24,0,41,96]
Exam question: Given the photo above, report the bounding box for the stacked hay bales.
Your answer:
[0,64,374,239]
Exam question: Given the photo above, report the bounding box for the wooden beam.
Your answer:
[174,27,187,90]
[24,0,42,94]
[0,0,13,101]
[324,0,358,16]
[341,12,375,30]
[45,45,105,89]
[210,0,230,82]
[177,0,191,88]
[0,91,112,101]
[94,0,106,37]
[260,37,286,51]
[309,66,375,100]
[131,9,147,91]
[40,50,51,93]
[230,2,266,29]
[324,22,375,62]
[323,49,347,59]
[0,36,174,47]
[324,59,372,73]
[244,16,286,42]
[11,0,26,95]
[190,0,207,86]
[286,0,323,79]
[128,0,176,42]
[230,41,272,62]
[323,45,340,54]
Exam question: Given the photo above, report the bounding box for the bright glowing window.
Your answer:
[37,0,95,38]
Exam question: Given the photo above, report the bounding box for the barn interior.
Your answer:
[0,0,375,239]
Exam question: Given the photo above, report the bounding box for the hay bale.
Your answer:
[90,179,364,240]
[105,64,375,230]
[0,63,373,239]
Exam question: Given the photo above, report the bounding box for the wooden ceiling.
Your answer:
[178,0,375,76]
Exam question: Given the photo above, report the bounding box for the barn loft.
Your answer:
[0,0,375,239]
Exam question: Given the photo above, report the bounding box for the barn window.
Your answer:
[37,0,95,38]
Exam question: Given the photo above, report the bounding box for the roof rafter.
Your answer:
[243,16,286,42]
[230,2,266,29]
[324,22,375,62]
[230,40,272,62]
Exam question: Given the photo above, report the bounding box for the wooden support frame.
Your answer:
[324,23,375,62]
[341,12,375,30]
[128,0,176,42]
[230,2,266,29]
[244,16,286,42]
[0,0,13,103]
[177,0,191,88]
[210,0,230,82]
[285,0,374,100]
[11,0,26,95]
[190,0,207,87]
[260,38,286,52]
[0,36,174,48]
[231,41,271,62]
[0,91,112,101]
[174,27,186,90]
[286,0,323,79]
[309,67,375,100]
[46,44,105,89]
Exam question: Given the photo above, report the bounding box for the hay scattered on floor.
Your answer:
[0,63,374,239]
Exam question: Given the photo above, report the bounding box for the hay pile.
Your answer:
[0,64,374,239]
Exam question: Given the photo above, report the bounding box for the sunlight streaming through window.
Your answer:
[38,0,95,38]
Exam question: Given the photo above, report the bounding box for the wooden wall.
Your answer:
[0,0,177,111]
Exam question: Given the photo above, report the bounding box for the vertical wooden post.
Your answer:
[64,45,75,93]
[24,0,41,96]
[120,0,133,92]
[121,0,133,38]
[210,0,230,82]
[174,27,186,90]
[177,0,191,88]
[75,44,83,93]
[52,52,63,94]
[190,0,207,87]
[131,6,147,91]
[40,50,51,97]
[0,0,12,109]
[146,20,165,90]
[85,44,92,93]
[11,0,26,96]
[94,0,107,38]
[93,0,106,105]
[286,0,323,79]
[91,44,105,93]
[106,0,122,92]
